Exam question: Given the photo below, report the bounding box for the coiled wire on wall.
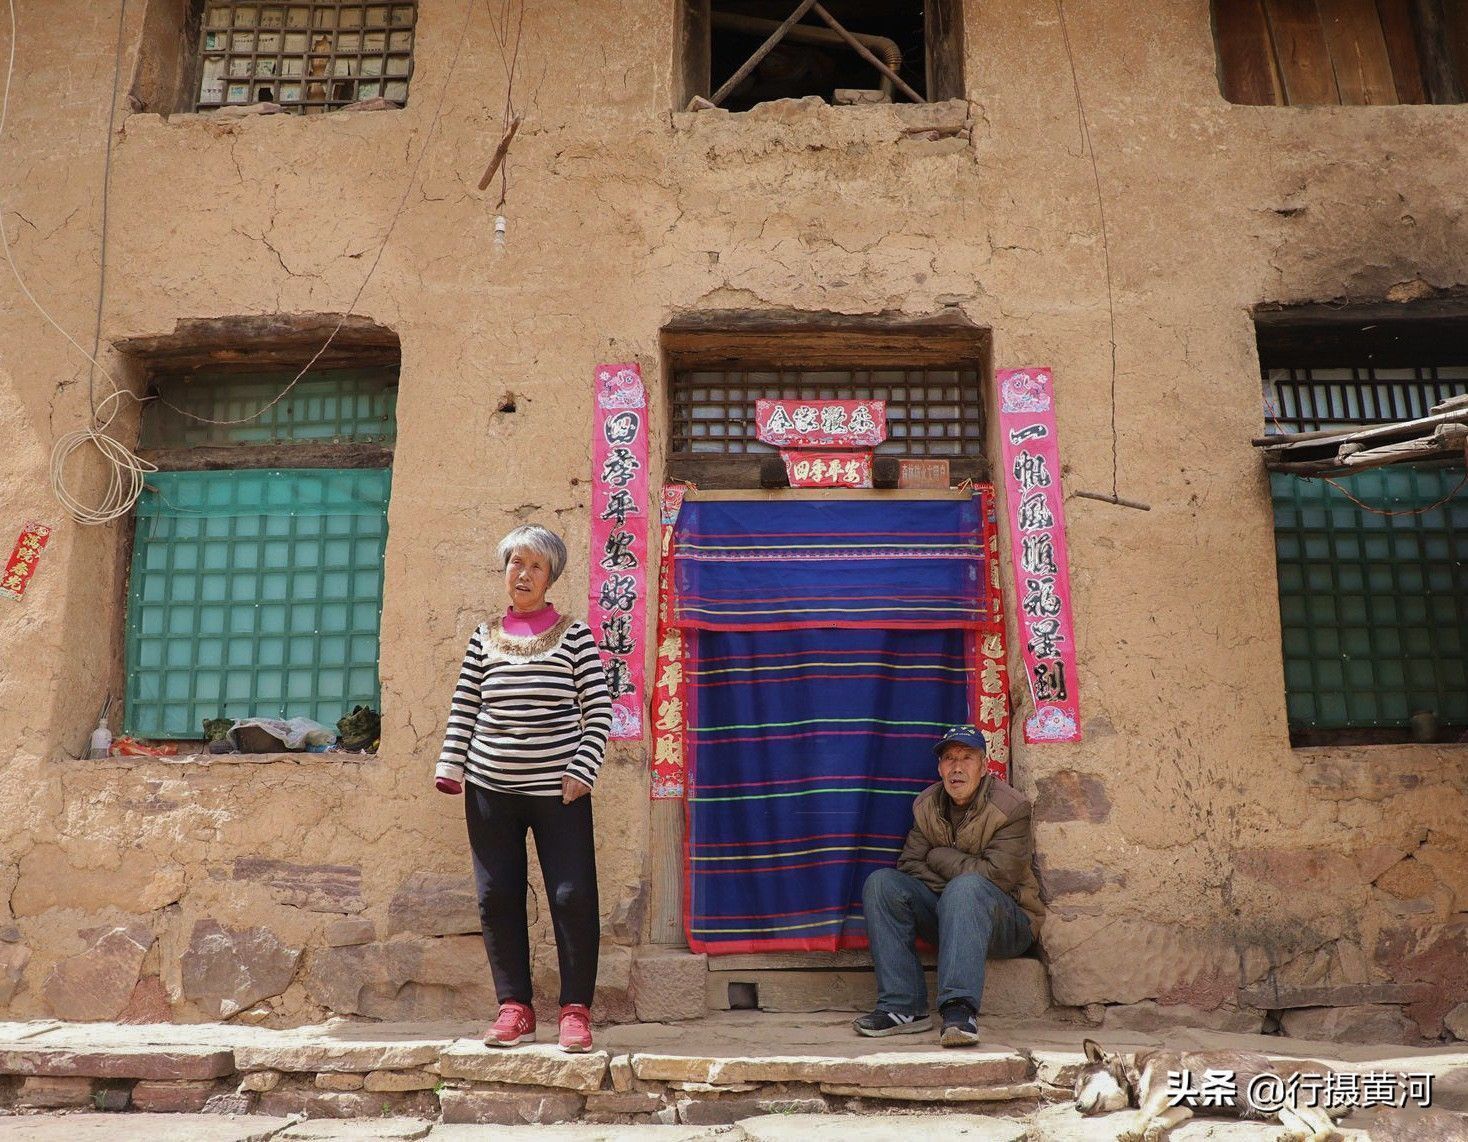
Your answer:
[2,0,477,525]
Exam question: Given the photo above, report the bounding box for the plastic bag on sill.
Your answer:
[229,717,338,753]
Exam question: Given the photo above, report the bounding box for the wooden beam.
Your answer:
[668,455,988,490]
[139,443,394,472]
[1376,0,1428,103]
[707,0,819,107]
[1321,0,1399,104]
[661,322,988,370]
[116,315,400,374]
[685,487,974,502]
[646,799,684,945]
[1411,0,1465,103]
[1264,0,1342,104]
[1252,407,1468,451]
[1215,0,1285,104]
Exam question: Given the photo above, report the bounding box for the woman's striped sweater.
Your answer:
[436,614,613,796]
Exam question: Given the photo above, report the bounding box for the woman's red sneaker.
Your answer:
[483,1001,536,1047]
[558,1003,593,1053]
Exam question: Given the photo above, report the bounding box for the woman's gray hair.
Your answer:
[497,525,568,584]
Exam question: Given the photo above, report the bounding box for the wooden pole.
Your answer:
[811,2,927,103]
[478,114,522,192]
[708,0,819,107]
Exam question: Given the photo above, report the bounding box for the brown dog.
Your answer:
[1071,1038,1344,1141]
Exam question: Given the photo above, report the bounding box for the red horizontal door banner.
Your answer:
[997,367,1082,743]
[755,399,887,448]
[589,364,650,740]
[780,451,873,488]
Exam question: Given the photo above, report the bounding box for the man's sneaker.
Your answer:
[558,1003,593,1053]
[939,1001,980,1047]
[852,1009,933,1037]
[484,1000,535,1047]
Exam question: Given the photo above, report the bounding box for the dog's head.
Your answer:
[1072,1038,1133,1116]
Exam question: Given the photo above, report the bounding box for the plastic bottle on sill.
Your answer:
[87,714,112,760]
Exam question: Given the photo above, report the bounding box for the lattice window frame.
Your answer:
[196,1,417,114]
[1265,364,1468,743]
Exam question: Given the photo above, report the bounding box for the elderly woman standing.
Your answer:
[435,525,612,1053]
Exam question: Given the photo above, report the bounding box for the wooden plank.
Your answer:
[661,329,987,370]
[1376,0,1428,102]
[1443,0,1468,99]
[924,0,965,102]
[1410,0,1464,103]
[685,488,973,502]
[647,798,685,945]
[667,456,987,490]
[1264,0,1342,104]
[1321,0,1399,103]
[1214,0,1285,104]
[679,0,711,107]
[138,443,394,472]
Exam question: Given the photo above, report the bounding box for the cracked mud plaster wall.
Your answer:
[1,0,1467,1036]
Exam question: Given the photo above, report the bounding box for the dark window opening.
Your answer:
[1258,317,1468,747]
[679,0,964,111]
[1213,0,1468,106]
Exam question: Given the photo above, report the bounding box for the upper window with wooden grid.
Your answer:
[678,1,964,111]
[666,365,984,491]
[1213,0,1468,106]
[194,1,417,113]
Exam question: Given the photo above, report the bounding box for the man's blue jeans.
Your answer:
[862,868,1033,1015]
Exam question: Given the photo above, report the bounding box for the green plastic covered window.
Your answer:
[125,468,390,739]
[1272,465,1468,731]
[141,368,397,448]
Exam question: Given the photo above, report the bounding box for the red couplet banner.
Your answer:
[996,368,1082,744]
[0,523,52,600]
[589,364,650,740]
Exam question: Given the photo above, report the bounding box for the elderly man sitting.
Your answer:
[855,725,1045,1047]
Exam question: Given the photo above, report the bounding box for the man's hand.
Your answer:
[562,775,592,804]
[435,776,463,795]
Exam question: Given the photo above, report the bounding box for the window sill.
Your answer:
[671,96,973,153]
[126,101,407,133]
[74,751,378,768]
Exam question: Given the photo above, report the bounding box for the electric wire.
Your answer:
[1057,0,1121,502]
[2,0,153,525]
[0,0,477,522]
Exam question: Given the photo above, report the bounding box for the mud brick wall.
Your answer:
[0,1,1466,1040]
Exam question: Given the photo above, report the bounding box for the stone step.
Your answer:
[703,956,1050,1017]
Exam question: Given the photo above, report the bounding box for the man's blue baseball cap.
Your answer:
[934,724,987,757]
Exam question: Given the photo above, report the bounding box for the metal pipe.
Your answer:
[711,10,902,98]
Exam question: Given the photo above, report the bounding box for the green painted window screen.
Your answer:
[1272,464,1468,730]
[140,367,397,448]
[125,469,390,738]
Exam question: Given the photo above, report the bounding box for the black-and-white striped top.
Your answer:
[436,614,613,796]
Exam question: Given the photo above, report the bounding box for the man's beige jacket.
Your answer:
[896,774,1046,936]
